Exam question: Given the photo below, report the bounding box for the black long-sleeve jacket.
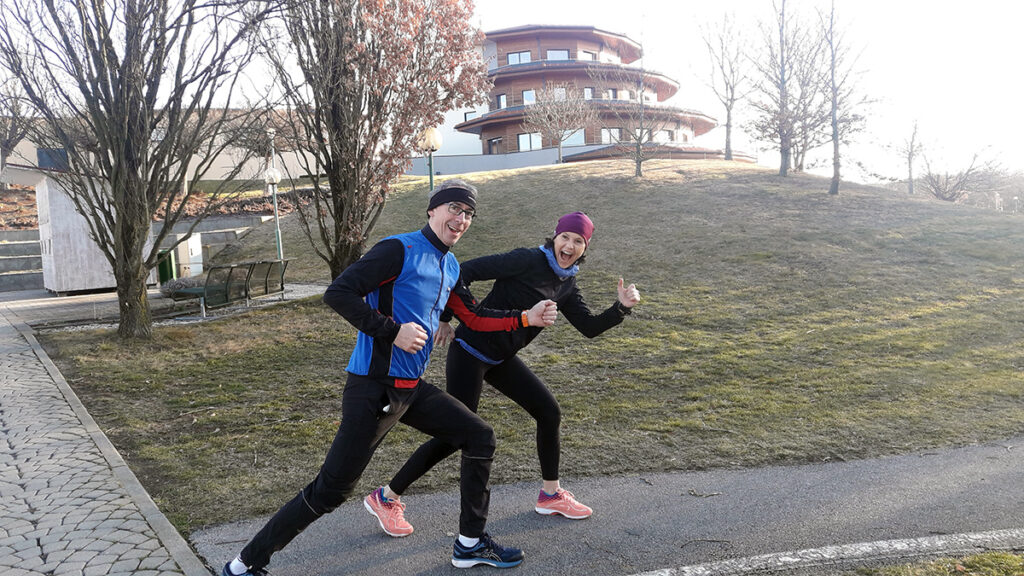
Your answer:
[323,226,526,385]
[443,246,630,363]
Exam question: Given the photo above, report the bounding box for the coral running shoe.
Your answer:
[535,488,593,519]
[364,487,414,537]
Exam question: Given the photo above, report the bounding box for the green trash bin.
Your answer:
[157,250,177,284]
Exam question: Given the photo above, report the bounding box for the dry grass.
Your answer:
[851,551,1024,575]
[40,159,1024,535]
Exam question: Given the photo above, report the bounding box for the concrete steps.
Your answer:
[158,214,272,259]
[0,270,43,291]
[0,255,41,272]
[0,214,272,292]
[0,229,43,292]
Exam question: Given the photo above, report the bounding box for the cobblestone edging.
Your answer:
[0,308,210,576]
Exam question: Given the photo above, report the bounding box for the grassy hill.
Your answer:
[42,159,1024,532]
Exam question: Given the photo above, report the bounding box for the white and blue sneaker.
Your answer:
[221,561,268,576]
[452,533,524,569]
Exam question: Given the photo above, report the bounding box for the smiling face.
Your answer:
[552,231,587,268]
[428,201,473,247]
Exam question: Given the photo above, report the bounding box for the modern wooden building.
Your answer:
[454,25,723,159]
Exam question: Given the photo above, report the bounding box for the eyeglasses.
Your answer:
[446,202,476,220]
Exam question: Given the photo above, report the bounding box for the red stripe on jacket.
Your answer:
[445,292,521,332]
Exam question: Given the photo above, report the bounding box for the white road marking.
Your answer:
[630,527,1024,576]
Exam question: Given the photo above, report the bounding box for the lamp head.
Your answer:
[418,126,443,153]
[263,167,282,185]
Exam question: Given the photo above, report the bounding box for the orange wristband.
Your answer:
[521,311,529,327]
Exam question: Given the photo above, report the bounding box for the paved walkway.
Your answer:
[0,285,324,576]
[190,440,1024,576]
[0,308,207,576]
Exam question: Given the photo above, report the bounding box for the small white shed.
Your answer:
[1,163,155,294]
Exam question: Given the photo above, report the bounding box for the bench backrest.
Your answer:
[204,263,252,309]
[196,260,288,310]
[204,265,234,308]
[247,259,288,298]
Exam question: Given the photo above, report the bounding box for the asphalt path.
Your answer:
[190,437,1024,575]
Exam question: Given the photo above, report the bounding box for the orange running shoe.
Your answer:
[535,488,593,519]
[364,487,414,537]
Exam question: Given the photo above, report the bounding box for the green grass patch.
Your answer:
[852,551,1024,575]
[39,159,1024,535]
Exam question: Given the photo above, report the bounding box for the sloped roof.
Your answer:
[483,25,643,63]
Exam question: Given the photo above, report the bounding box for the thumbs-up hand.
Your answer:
[617,278,641,308]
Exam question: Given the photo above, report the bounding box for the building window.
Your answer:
[546,49,569,61]
[620,89,631,101]
[507,50,531,65]
[564,129,585,147]
[604,88,617,100]
[487,137,502,155]
[518,132,542,151]
[522,89,536,105]
[463,110,478,122]
[496,94,506,109]
[583,87,594,100]
[655,129,675,143]
[553,87,566,101]
[578,50,596,61]
[601,128,621,144]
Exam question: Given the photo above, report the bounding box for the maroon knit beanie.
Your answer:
[554,212,594,247]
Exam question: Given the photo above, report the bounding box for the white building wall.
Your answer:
[408,144,607,177]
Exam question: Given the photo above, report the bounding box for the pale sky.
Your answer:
[469,0,1024,179]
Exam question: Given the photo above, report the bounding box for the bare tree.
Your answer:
[0,0,274,339]
[522,84,596,163]
[820,1,869,195]
[0,77,30,193]
[749,0,794,176]
[589,66,676,178]
[900,122,923,195]
[701,13,751,161]
[263,0,489,280]
[919,154,1001,203]
[749,0,834,176]
[787,27,830,173]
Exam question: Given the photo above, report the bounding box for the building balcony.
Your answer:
[488,60,680,102]
[455,99,717,138]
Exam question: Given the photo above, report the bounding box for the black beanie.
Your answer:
[428,178,478,211]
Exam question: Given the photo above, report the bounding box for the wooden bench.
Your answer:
[172,259,288,317]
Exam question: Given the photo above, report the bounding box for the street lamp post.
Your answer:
[418,126,442,190]
[264,128,284,261]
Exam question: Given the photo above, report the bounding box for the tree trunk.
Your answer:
[634,140,643,178]
[829,108,840,196]
[0,147,8,193]
[115,256,152,339]
[779,137,791,177]
[724,106,733,161]
[907,155,915,195]
[557,142,563,164]
[328,240,364,282]
[777,0,789,177]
